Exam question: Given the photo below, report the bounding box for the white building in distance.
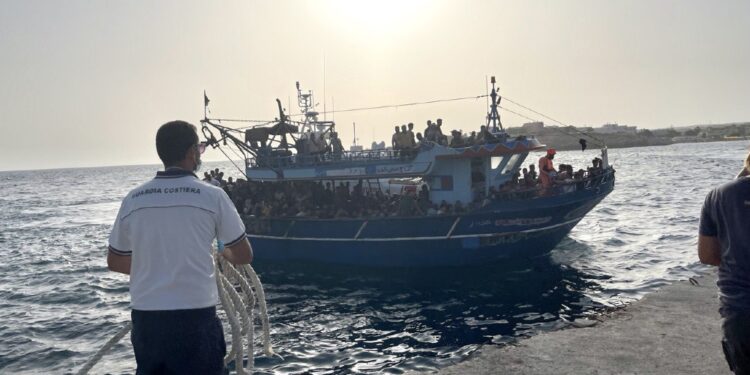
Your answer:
[592,123,638,134]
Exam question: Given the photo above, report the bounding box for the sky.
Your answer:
[1,0,749,171]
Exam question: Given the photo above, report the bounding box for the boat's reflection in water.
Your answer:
[250,238,602,374]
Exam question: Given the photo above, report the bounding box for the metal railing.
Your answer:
[249,147,421,168]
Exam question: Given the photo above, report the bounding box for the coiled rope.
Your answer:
[75,250,274,374]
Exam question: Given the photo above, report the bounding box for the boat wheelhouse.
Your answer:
[200,80,615,267]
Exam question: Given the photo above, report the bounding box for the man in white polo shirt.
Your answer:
[107,120,252,374]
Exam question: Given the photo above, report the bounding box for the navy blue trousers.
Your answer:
[723,310,750,375]
[131,306,226,375]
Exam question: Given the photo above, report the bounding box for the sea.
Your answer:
[0,140,747,374]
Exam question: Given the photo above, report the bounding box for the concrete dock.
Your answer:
[432,271,729,375]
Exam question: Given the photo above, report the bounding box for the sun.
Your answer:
[321,0,430,38]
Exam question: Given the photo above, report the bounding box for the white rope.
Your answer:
[76,250,273,374]
[74,322,132,375]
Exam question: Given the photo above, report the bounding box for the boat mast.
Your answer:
[486,76,503,131]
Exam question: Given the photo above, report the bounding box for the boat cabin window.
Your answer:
[491,156,502,170]
[429,175,454,191]
[501,154,521,174]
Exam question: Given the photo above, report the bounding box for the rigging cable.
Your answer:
[315,94,489,115]
[217,145,249,180]
[501,96,607,146]
[203,91,606,148]
[205,94,490,124]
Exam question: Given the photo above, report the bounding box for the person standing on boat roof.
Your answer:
[538,149,558,189]
[392,126,401,155]
[407,123,417,147]
[699,151,750,375]
[107,120,253,374]
[423,120,434,142]
[435,118,447,145]
[399,125,412,158]
[330,132,344,160]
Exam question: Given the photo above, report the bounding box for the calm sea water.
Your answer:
[0,140,747,374]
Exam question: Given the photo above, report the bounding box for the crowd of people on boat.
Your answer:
[490,151,607,200]
[390,119,505,155]
[261,118,507,165]
[205,169,470,221]
[204,151,607,222]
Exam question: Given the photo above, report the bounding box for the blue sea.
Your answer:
[0,140,746,374]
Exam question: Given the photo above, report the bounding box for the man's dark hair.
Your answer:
[156,120,199,166]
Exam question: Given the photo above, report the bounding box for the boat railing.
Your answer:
[495,168,615,201]
[239,170,614,236]
[249,147,420,169]
[454,168,614,205]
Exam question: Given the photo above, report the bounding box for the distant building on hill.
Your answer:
[593,123,638,134]
[521,121,545,132]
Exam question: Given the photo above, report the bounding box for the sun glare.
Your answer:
[321,0,430,38]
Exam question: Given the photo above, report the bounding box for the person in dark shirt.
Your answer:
[699,151,750,375]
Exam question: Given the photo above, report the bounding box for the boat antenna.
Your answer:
[486,76,502,131]
[353,122,357,146]
[485,76,489,115]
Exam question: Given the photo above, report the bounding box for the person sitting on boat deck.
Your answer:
[438,200,452,215]
[528,164,538,182]
[330,132,344,160]
[466,131,477,145]
[449,130,465,148]
[453,200,466,214]
[511,170,521,185]
[539,148,558,189]
[208,170,222,187]
[477,125,498,144]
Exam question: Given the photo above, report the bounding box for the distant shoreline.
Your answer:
[2,139,748,173]
[519,133,748,152]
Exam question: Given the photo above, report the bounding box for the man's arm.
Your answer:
[698,235,721,266]
[222,238,253,265]
[107,251,131,274]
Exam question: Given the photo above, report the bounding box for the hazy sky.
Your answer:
[1,0,749,171]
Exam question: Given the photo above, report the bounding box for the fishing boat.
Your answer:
[200,79,615,267]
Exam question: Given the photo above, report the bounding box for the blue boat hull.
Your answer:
[246,172,614,267]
